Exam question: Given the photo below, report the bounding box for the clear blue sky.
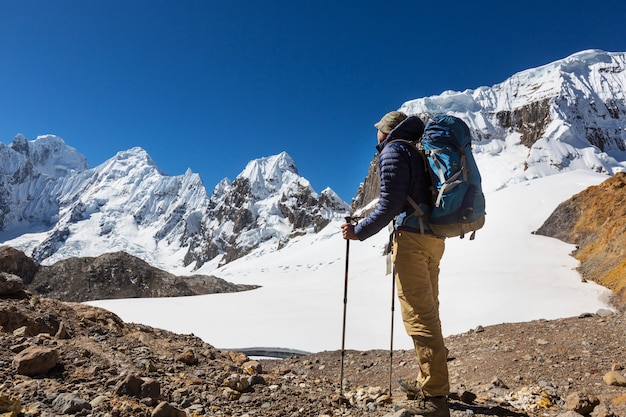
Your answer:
[1,1,625,201]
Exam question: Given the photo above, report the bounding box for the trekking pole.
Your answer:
[339,215,359,399]
[389,265,396,397]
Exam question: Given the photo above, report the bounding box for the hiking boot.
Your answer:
[407,396,450,417]
[397,377,425,400]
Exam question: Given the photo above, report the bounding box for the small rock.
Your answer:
[596,309,613,317]
[249,374,266,386]
[449,389,477,404]
[151,401,186,417]
[184,375,204,385]
[242,359,261,375]
[0,393,22,416]
[387,409,414,417]
[115,374,143,397]
[89,395,109,408]
[330,394,349,406]
[9,342,29,353]
[141,378,161,400]
[612,393,626,406]
[54,322,71,339]
[566,391,600,415]
[590,404,617,417]
[376,394,392,404]
[460,390,477,404]
[115,374,160,399]
[222,387,241,401]
[52,393,92,415]
[603,371,626,387]
[12,326,33,338]
[223,374,249,392]
[12,346,58,376]
[146,359,158,372]
[0,272,24,295]
[176,349,198,365]
[226,350,249,365]
[491,377,509,389]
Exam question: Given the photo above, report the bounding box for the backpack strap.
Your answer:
[406,195,426,234]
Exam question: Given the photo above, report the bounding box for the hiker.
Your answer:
[341,110,450,417]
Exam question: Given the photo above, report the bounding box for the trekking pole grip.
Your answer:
[345,215,361,225]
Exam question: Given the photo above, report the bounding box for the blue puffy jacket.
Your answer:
[354,116,433,240]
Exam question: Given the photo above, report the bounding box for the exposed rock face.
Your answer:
[27,251,258,302]
[495,98,551,148]
[535,172,626,303]
[185,153,348,268]
[351,155,380,215]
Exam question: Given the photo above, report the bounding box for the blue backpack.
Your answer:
[407,114,486,239]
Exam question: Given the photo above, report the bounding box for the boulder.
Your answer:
[0,272,24,296]
[13,346,58,376]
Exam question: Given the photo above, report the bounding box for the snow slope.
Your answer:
[88,170,613,353]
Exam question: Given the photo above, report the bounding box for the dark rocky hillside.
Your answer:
[0,247,257,302]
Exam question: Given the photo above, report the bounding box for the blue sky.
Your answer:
[1,1,625,201]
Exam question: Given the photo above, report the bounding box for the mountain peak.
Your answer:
[398,50,626,193]
[1,138,348,270]
[8,134,89,178]
[240,151,297,178]
[237,151,301,198]
[114,146,157,166]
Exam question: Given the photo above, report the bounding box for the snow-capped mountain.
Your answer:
[2,49,626,273]
[402,49,626,193]
[183,152,350,269]
[0,134,89,238]
[0,138,349,270]
[353,49,626,209]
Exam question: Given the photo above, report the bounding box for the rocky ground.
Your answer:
[1,282,625,417]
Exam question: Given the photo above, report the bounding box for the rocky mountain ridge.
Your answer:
[184,152,349,269]
[0,139,348,271]
[0,246,256,303]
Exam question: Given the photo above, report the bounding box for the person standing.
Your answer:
[341,111,450,417]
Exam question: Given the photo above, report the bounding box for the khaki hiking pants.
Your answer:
[392,230,449,397]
